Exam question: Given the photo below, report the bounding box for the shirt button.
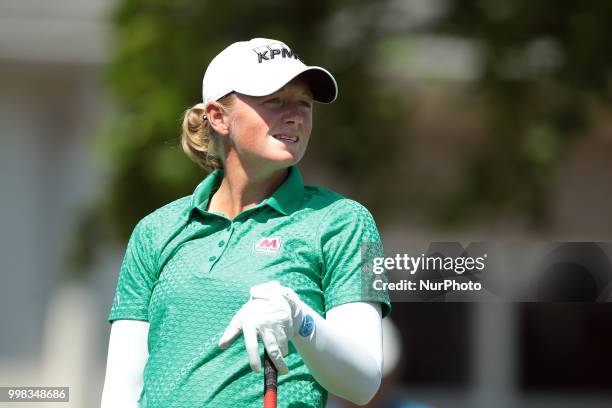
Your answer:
[209,256,217,262]
[218,240,225,247]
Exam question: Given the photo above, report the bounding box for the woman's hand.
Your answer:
[218,281,307,374]
[217,281,384,405]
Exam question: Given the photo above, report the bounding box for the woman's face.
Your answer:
[226,78,313,171]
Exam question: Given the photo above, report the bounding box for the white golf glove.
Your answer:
[218,281,306,374]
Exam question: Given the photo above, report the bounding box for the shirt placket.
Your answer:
[205,219,236,273]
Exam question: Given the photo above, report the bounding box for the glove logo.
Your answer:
[254,237,282,255]
[298,314,314,337]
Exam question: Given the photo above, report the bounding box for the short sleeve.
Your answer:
[108,217,159,323]
[317,199,391,318]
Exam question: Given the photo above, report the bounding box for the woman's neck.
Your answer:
[208,163,289,219]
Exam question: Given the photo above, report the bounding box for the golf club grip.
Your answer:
[263,351,277,408]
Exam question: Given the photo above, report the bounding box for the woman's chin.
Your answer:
[265,151,303,166]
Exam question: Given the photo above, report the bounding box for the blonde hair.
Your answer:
[180,94,234,171]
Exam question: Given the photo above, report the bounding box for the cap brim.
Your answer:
[233,65,338,103]
[298,66,338,104]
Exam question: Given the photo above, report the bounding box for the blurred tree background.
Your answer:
[69,0,612,274]
[434,0,612,225]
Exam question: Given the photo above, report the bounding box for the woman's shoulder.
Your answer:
[133,195,193,236]
[302,185,374,218]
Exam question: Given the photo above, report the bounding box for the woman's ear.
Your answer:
[205,101,230,136]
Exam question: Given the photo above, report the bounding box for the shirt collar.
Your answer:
[189,166,304,216]
[263,166,304,215]
[189,168,224,215]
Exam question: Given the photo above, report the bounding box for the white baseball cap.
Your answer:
[202,38,338,105]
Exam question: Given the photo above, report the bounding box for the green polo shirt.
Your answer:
[108,166,391,408]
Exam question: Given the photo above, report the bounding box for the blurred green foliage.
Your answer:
[69,0,612,275]
[433,0,612,224]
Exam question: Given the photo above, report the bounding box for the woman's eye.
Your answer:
[264,98,281,105]
[299,100,313,109]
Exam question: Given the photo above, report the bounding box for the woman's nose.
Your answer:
[281,103,305,125]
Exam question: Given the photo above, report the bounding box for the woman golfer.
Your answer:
[101,38,391,408]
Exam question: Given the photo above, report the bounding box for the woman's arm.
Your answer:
[100,320,149,408]
[292,301,383,405]
[219,281,384,406]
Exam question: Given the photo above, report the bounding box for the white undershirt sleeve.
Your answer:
[100,320,150,408]
[292,301,383,405]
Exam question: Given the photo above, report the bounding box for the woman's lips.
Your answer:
[272,134,299,143]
